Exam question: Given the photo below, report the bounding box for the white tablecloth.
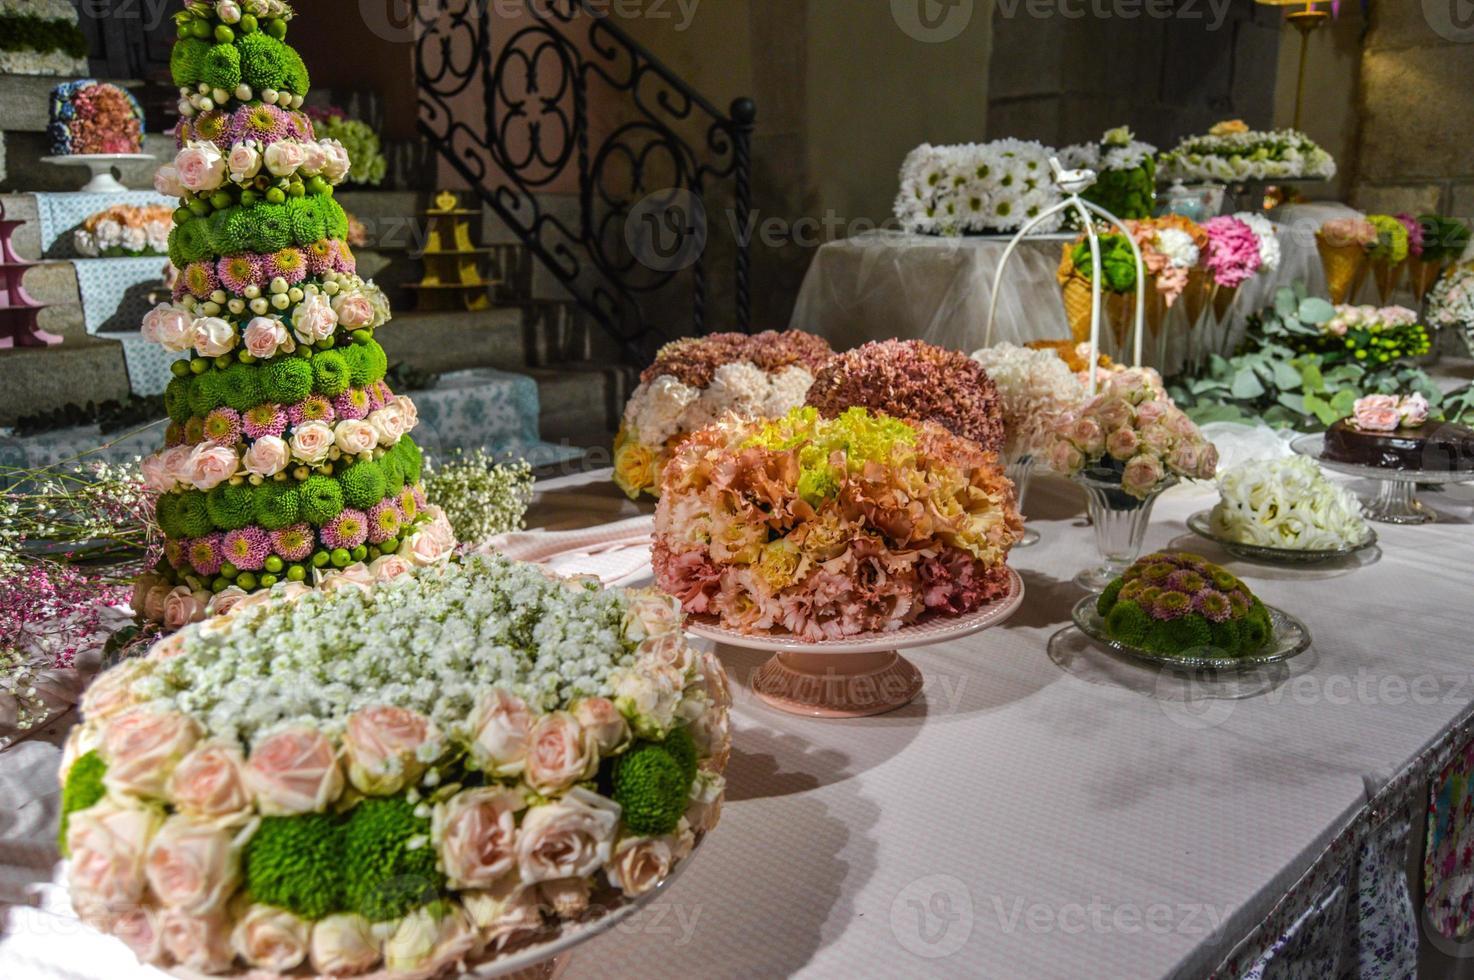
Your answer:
[5,466,1474,979]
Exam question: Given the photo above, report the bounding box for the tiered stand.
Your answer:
[0,201,62,348]
[406,190,497,311]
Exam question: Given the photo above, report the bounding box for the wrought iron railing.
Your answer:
[414,0,755,361]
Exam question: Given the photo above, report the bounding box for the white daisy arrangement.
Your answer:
[970,343,1086,459]
[1210,456,1369,551]
[58,552,729,977]
[1059,125,1157,175]
[1158,122,1337,183]
[894,139,1063,235]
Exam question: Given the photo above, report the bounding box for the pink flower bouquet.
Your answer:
[653,407,1023,640]
[1038,370,1219,499]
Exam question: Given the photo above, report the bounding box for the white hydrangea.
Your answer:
[628,375,700,447]
[1210,456,1369,550]
[1157,228,1200,270]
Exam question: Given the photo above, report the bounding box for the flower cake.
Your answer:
[48,79,145,155]
[804,338,1006,455]
[653,406,1023,641]
[614,329,834,499]
[59,554,729,977]
[1096,551,1273,659]
[1324,394,1474,472]
[131,0,445,631]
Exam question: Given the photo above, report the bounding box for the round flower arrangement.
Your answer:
[74,204,173,258]
[59,553,729,977]
[48,79,144,155]
[1157,123,1336,183]
[653,406,1023,640]
[894,139,1062,235]
[613,330,834,499]
[1096,551,1273,658]
[804,339,1006,454]
[970,342,1085,459]
[1210,456,1369,551]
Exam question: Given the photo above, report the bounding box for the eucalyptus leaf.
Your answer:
[1298,297,1335,325]
[1276,391,1306,414]
[1274,289,1299,320]
[1231,368,1266,399]
[1271,359,1303,391]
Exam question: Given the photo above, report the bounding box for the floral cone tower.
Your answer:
[134,0,450,627]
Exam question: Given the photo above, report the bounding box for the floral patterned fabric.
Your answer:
[1426,740,1474,942]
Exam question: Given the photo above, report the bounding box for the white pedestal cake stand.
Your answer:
[40,154,156,194]
[686,568,1024,718]
[1292,433,1474,525]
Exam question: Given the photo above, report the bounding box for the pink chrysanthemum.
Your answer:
[304,239,338,275]
[183,261,220,299]
[190,109,231,148]
[165,421,187,447]
[165,537,188,570]
[269,523,315,563]
[412,484,427,509]
[288,396,335,427]
[322,508,368,550]
[332,243,357,275]
[1149,591,1191,622]
[269,247,308,285]
[366,500,402,544]
[285,110,314,141]
[398,487,419,521]
[242,403,289,440]
[203,407,242,446]
[333,388,371,421]
[1192,589,1233,624]
[367,383,388,411]
[188,533,225,577]
[218,253,264,294]
[222,527,271,571]
[229,103,291,144]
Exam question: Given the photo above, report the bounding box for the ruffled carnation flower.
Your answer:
[202,408,242,446]
[270,524,316,563]
[222,528,271,572]
[322,509,369,550]
[288,396,335,427]
[1201,216,1263,289]
[367,500,401,544]
[242,404,288,440]
[805,339,1006,454]
[188,533,226,577]
[641,330,833,388]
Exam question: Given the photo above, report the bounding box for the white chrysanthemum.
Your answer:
[970,343,1085,457]
[1157,228,1200,270]
[1233,212,1282,273]
[1210,456,1369,550]
[1057,142,1100,172]
[762,366,815,419]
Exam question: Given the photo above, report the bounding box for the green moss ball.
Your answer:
[253,481,301,531]
[299,475,344,526]
[339,460,386,509]
[243,814,345,921]
[611,740,691,836]
[201,42,242,92]
[341,797,444,922]
[312,350,351,397]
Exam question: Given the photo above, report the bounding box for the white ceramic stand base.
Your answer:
[40,154,155,194]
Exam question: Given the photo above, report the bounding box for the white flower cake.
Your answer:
[895,139,1062,235]
[1210,456,1369,551]
[59,554,730,978]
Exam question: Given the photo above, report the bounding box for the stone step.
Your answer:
[0,335,130,426]
[381,305,621,374]
[528,363,634,450]
[0,131,171,194]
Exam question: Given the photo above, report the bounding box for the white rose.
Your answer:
[333,418,378,456]
[192,316,236,357]
[524,711,597,795]
[433,786,525,889]
[144,815,252,916]
[461,877,543,951]
[160,910,234,974]
[383,903,478,979]
[290,420,335,464]
[515,788,620,884]
[605,834,677,897]
[264,140,307,178]
[232,903,310,972]
[243,435,290,477]
[367,404,407,446]
[309,913,381,975]
[467,688,531,776]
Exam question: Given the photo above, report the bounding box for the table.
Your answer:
[4,464,1474,979]
[788,203,1378,363]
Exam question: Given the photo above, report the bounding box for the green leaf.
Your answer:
[1276,391,1307,415]
[1187,403,1252,425]
[1297,361,1325,393]
[1231,368,1266,400]
[1271,359,1303,391]
[1298,297,1335,325]
[1329,389,1358,416]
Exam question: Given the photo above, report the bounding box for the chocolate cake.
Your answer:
[1323,418,1474,472]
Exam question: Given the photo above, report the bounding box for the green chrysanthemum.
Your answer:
[243,814,346,922]
[254,481,302,531]
[312,350,350,397]
[236,32,290,91]
[397,437,423,484]
[58,751,107,855]
[189,371,225,417]
[285,197,327,245]
[201,42,242,92]
[156,493,185,538]
[380,453,405,496]
[218,362,263,412]
[322,198,351,241]
[341,797,445,922]
[610,738,692,836]
[299,475,344,526]
[176,490,216,538]
[164,376,193,425]
[282,45,310,96]
[339,459,386,509]
[170,218,214,267]
[207,483,257,531]
[169,37,210,87]
[261,357,313,404]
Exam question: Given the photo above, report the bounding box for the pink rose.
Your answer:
[572,697,630,756]
[368,553,414,582]
[344,705,433,795]
[1047,439,1084,476]
[163,586,209,630]
[243,726,344,815]
[1121,454,1167,497]
[192,316,236,357]
[66,801,161,914]
[1106,426,1140,461]
[167,740,251,820]
[112,904,165,964]
[334,418,378,456]
[175,141,226,192]
[1134,399,1168,425]
[1353,404,1401,433]
[400,506,457,566]
[309,914,381,976]
[227,141,261,182]
[162,444,196,485]
[291,292,338,344]
[1167,442,1201,477]
[160,910,234,974]
[144,582,172,622]
[332,292,374,328]
[232,904,310,972]
[264,140,307,178]
[299,141,328,176]
[635,632,695,678]
[242,316,291,358]
[606,834,676,897]
[317,561,376,594]
[185,443,238,491]
[1067,417,1105,455]
[367,404,407,447]
[215,1,242,24]
[1092,397,1134,433]
[1399,393,1429,428]
[1197,442,1220,479]
[153,165,185,198]
[144,816,248,915]
[1138,422,1175,457]
[524,711,597,795]
[81,658,150,722]
[243,435,290,478]
[395,394,419,429]
[383,904,479,979]
[624,591,682,641]
[102,707,200,798]
[434,786,525,888]
[144,304,193,352]
[290,420,335,464]
[515,789,620,884]
[319,140,351,181]
[468,688,532,776]
[140,452,176,492]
